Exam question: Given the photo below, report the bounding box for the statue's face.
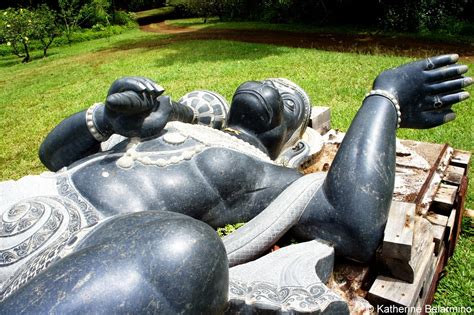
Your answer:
[264,78,311,152]
[228,79,311,159]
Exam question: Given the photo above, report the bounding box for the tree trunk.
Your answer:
[42,35,56,57]
[22,41,30,63]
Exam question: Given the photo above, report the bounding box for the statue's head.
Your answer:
[227,78,311,159]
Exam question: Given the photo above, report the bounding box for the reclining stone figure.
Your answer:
[0,54,471,313]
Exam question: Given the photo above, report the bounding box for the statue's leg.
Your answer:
[0,211,229,314]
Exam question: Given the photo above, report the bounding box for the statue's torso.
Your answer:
[67,122,285,227]
[0,123,303,298]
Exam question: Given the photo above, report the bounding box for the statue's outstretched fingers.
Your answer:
[430,76,472,94]
[421,109,456,128]
[424,54,459,70]
[427,64,469,82]
[436,92,470,108]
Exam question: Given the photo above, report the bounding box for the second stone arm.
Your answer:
[39,77,197,172]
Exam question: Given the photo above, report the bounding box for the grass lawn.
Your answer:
[0,25,472,309]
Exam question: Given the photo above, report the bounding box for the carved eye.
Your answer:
[285,100,295,111]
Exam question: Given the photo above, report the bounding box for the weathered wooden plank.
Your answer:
[442,165,465,186]
[378,217,433,283]
[450,149,471,168]
[413,253,437,314]
[448,177,468,258]
[382,201,415,261]
[431,224,445,256]
[446,209,456,242]
[431,183,458,214]
[419,244,446,315]
[368,242,435,311]
[415,145,453,215]
[310,106,331,135]
[426,212,448,227]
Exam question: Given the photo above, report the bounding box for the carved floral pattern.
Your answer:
[0,196,86,300]
[0,197,82,266]
[229,280,342,312]
[56,176,100,225]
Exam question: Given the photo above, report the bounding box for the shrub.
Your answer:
[184,0,225,22]
[80,0,111,28]
[379,0,467,33]
[58,0,113,42]
[111,11,136,26]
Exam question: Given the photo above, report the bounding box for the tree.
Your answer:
[0,6,60,62]
[184,0,225,22]
[0,8,36,62]
[58,0,113,43]
[33,5,60,57]
[58,0,85,43]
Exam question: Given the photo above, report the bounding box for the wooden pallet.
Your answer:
[367,149,470,313]
[301,109,471,313]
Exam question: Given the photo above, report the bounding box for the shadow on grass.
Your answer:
[134,24,474,61]
[0,58,21,68]
[0,51,61,68]
[106,32,289,67]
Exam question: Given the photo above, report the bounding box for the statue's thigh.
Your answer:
[0,211,229,314]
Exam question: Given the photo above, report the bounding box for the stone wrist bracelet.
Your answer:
[364,89,401,128]
[86,103,110,142]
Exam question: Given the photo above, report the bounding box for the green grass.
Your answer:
[433,218,473,310]
[0,25,472,308]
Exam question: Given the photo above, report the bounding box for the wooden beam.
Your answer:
[450,150,471,169]
[382,201,415,261]
[448,177,468,258]
[442,165,465,186]
[420,245,446,314]
[426,212,448,227]
[431,183,458,214]
[465,209,474,219]
[309,106,331,135]
[431,224,445,256]
[446,209,456,242]
[378,217,433,283]
[368,242,435,310]
[414,144,453,215]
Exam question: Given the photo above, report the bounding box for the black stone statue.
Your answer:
[0,54,471,313]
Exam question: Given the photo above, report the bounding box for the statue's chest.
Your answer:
[98,122,272,170]
[114,131,206,169]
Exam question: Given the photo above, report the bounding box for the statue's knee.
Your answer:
[1,211,229,314]
[75,211,229,314]
[142,212,229,314]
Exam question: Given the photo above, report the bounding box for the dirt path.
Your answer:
[141,22,474,61]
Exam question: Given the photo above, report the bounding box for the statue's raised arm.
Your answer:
[39,77,185,170]
[292,54,471,262]
[39,77,229,171]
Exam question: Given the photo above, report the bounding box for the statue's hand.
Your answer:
[104,77,172,138]
[373,54,472,129]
